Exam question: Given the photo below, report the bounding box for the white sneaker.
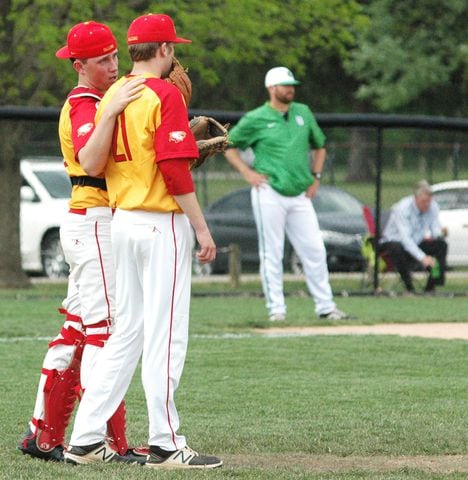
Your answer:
[64,441,124,465]
[145,445,222,469]
[269,313,286,321]
[319,308,350,320]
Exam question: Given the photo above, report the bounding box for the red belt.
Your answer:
[69,208,87,215]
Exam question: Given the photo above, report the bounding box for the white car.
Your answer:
[20,157,71,278]
[431,180,468,267]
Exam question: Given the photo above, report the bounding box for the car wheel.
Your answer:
[289,249,303,275]
[41,230,68,279]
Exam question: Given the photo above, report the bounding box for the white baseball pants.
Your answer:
[251,184,336,316]
[31,207,114,428]
[60,207,115,387]
[70,209,192,451]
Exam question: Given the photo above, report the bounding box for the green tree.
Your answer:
[341,0,468,181]
[0,0,127,286]
[345,0,468,114]
[0,0,366,286]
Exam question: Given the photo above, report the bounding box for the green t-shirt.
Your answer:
[228,102,326,196]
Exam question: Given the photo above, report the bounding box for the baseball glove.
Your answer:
[189,116,230,168]
[166,57,192,106]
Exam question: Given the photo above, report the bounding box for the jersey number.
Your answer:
[112,111,133,162]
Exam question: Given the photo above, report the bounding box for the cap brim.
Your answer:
[277,80,301,86]
[55,46,71,59]
[173,37,192,44]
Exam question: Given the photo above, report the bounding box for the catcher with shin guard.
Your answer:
[19,21,147,465]
[189,116,230,168]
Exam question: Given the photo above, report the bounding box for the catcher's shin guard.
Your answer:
[106,401,129,455]
[83,318,112,348]
[34,338,84,451]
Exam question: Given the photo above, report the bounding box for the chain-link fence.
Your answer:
[1,107,467,295]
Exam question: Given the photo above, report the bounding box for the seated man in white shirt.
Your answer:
[380,180,447,294]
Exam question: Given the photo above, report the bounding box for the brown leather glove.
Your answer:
[166,57,192,106]
[189,116,230,168]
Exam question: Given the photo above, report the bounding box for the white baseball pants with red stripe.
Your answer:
[60,207,115,329]
[30,207,114,429]
[251,184,336,317]
[60,207,115,386]
[69,209,192,451]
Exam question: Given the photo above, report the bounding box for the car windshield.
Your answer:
[312,188,362,215]
[35,170,71,199]
[433,189,468,210]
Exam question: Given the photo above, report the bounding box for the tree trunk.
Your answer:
[346,127,375,181]
[0,121,31,288]
[346,100,375,182]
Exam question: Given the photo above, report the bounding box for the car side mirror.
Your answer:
[21,186,38,202]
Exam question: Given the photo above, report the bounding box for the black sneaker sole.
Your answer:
[18,444,64,462]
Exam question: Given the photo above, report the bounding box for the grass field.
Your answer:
[1,280,467,479]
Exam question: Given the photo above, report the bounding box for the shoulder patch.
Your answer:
[169,131,187,143]
[77,122,94,136]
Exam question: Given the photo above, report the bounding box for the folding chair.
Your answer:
[361,206,390,288]
[361,205,424,294]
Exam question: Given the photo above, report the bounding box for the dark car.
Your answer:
[193,186,368,275]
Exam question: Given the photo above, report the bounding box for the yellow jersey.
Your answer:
[58,87,109,209]
[96,74,198,212]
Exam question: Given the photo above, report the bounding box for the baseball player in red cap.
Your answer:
[64,14,222,469]
[19,21,145,463]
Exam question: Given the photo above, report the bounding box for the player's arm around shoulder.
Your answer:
[79,77,145,176]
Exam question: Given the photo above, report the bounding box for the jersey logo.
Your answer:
[77,122,93,136]
[267,122,276,128]
[169,131,187,143]
[295,115,304,126]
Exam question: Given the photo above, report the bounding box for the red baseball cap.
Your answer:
[127,14,191,45]
[56,21,117,59]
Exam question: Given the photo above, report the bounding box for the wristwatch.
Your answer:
[313,172,322,180]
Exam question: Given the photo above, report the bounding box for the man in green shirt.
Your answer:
[225,66,349,321]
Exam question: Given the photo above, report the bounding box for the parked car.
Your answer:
[431,180,468,267]
[193,186,368,276]
[20,157,71,278]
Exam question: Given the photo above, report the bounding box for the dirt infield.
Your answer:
[223,453,468,474]
[259,322,468,340]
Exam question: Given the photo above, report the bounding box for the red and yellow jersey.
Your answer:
[96,73,198,213]
[58,86,109,208]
